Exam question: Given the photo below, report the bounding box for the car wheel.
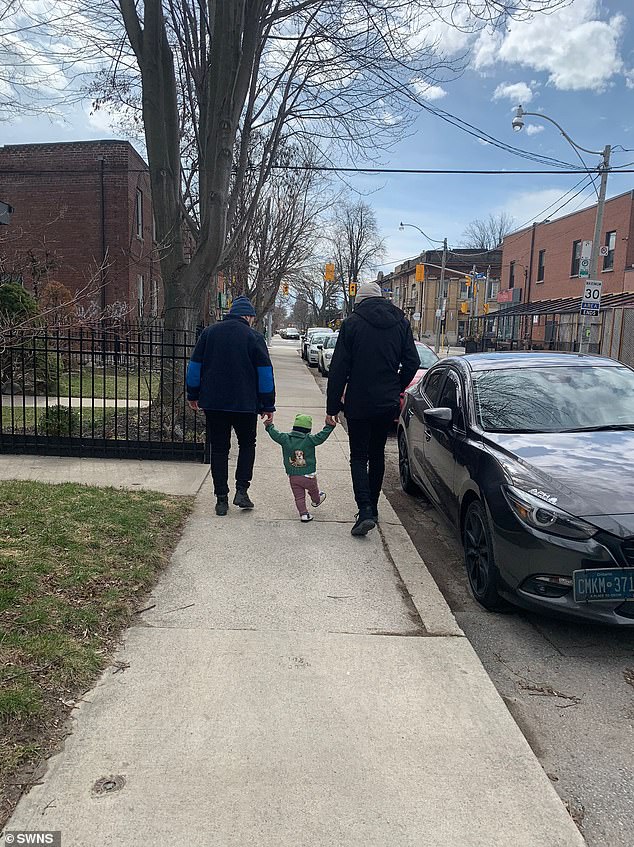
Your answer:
[398,430,422,496]
[462,500,508,611]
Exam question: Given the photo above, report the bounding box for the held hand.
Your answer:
[325,414,339,427]
[188,400,199,411]
[261,412,274,425]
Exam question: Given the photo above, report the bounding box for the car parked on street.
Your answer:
[280,327,300,340]
[302,327,333,360]
[398,342,439,415]
[398,352,634,626]
[306,332,332,367]
[318,332,339,375]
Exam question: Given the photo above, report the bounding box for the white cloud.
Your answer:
[412,80,447,101]
[492,82,533,104]
[474,0,626,92]
[525,124,544,136]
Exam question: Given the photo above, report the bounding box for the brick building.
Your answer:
[376,248,501,344]
[499,189,634,305]
[0,140,161,317]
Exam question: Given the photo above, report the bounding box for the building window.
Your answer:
[135,189,143,238]
[137,274,144,316]
[394,286,400,305]
[537,249,545,282]
[571,240,582,276]
[509,261,515,289]
[604,230,616,271]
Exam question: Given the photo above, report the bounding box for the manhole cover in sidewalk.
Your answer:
[92,774,126,796]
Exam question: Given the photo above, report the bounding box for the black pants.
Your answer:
[205,411,257,497]
[346,410,395,513]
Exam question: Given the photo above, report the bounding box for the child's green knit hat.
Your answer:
[293,413,313,431]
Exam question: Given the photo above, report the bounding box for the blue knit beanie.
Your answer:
[229,296,256,317]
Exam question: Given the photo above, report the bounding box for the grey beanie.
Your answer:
[355,282,382,304]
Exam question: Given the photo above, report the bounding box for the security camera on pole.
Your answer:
[512,105,611,354]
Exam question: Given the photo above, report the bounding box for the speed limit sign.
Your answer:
[580,280,602,316]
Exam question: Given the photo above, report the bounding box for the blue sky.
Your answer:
[3,0,633,273]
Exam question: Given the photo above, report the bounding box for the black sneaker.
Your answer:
[351,510,376,537]
[215,496,229,516]
[233,489,254,509]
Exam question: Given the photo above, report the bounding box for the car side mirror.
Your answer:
[424,407,453,429]
[317,344,323,350]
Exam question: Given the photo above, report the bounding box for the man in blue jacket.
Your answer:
[186,296,276,516]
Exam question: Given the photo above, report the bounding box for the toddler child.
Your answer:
[265,413,335,522]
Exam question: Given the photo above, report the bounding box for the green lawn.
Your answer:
[57,367,161,401]
[2,406,118,435]
[0,481,193,824]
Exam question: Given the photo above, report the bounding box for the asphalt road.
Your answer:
[295,343,634,847]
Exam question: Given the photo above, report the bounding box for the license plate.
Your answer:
[573,568,634,602]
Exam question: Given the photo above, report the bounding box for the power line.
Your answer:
[273,166,634,175]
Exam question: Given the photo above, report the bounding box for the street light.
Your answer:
[399,222,447,353]
[512,105,611,354]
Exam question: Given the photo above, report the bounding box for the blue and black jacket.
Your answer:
[186,315,276,413]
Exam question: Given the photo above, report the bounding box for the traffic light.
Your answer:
[415,264,425,282]
[483,303,490,314]
[282,282,289,296]
[349,282,357,298]
[324,262,335,281]
[460,302,469,314]
[464,275,472,287]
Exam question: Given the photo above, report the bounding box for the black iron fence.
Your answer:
[0,324,205,461]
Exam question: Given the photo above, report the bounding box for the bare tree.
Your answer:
[330,200,385,314]
[293,265,341,327]
[461,212,515,251]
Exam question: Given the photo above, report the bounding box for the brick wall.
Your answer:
[500,190,634,304]
[0,140,161,315]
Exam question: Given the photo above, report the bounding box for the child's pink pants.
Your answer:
[289,475,320,515]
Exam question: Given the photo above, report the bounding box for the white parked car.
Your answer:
[302,327,333,360]
[318,333,339,375]
[306,332,332,367]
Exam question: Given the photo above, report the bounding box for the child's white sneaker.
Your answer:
[311,492,326,508]
[301,513,314,522]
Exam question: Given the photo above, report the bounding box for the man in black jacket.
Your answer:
[326,282,419,536]
[186,297,276,516]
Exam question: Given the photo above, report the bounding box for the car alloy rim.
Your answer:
[464,509,490,596]
[398,435,410,488]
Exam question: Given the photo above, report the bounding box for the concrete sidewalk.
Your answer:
[7,346,584,846]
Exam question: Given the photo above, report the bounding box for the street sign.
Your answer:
[0,201,13,226]
[413,311,421,320]
[580,279,602,316]
[579,256,591,278]
[599,245,609,257]
[581,240,593,259]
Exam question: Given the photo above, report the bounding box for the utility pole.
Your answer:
[579,144,611,354]
[512,107,611,356]
[434,238,447,354]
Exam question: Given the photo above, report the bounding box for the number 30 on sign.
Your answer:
[580,280,602,316]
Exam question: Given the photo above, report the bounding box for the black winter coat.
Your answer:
[326,297,419,419]
[186,315,276,413]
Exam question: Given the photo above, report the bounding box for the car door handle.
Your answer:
[424,428,431,442]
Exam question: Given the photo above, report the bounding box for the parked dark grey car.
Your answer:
[398,352,634,625]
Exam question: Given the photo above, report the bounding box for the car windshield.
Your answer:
[325,334,338,349]
[473,365,634,433]
[417,345,439,369]
[311,334,329,345]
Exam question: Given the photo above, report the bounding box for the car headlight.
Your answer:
[503,486,597,540]
[325,351,333,359]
